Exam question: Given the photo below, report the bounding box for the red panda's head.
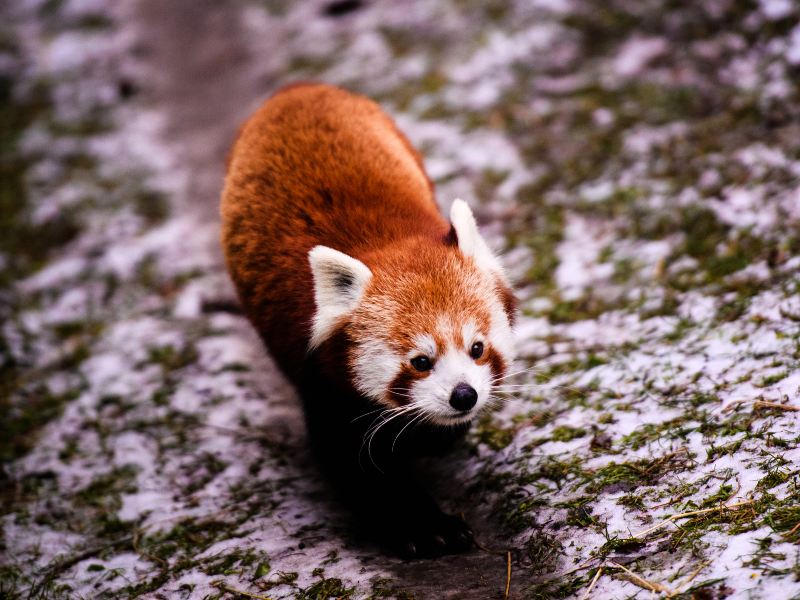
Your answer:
[308,200,516,426]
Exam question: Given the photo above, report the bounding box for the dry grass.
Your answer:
[579,566,603,599]
[504,550,512,600]
[753,400,800,412]
[632,500,755,539]
[211,581,274,599]
[607,561,675,595]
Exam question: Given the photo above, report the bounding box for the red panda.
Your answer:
[220,83,516,558]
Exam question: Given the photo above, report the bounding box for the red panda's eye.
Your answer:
[470,342,484,359]
[410,355,432,372]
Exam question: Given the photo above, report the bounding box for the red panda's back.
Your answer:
[220,84,449,379]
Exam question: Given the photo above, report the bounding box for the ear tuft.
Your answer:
[308,246,372,350]
[449,199,506,279]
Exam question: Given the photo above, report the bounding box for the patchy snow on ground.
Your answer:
[2,0,800,598]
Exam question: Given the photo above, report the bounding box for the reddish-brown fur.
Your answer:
[221,83,517,558]
[221,84,508,385]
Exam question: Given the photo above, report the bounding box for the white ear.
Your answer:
[449,199,506,278]
[308,245,372,350]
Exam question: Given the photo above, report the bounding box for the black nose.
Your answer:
[449,383,477,412]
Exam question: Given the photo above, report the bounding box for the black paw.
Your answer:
[392,512,474,559]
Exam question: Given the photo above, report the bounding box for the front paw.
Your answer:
[392,511,474,559]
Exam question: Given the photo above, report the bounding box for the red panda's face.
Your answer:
[345,248,514,425]
[307,200,516,426]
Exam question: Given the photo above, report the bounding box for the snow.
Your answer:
[787,24,800,64]
[555,214,615,300]
[4,0,800,597]
[759,0,795,20]
[613,36,668,78]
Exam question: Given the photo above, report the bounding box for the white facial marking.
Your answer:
[461,320,480,352]
[411,346,492,426]
[352,338,402,404]
[409,333,437,360]
[308,245,372,350]
[487,296,514,362]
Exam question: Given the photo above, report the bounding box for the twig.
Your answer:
[607,561,674,595]
[504,551,512,600]
[676,560,711,593]
[580,566,603,600]
[632,500,754,539]
[559,556,599,578]
[211,581,274,599]
[784,521,800,538]
[473,538,512,598]
[668,528,687,551]
[722,398,800,413]
[721,399,750,413]
[132,528,167,568]
[753,400,800,412]
[649,495,683,510]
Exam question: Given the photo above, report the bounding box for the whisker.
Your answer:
[491,364,551,381]
[351,406,393,423]
[492,361,588,384]
[392,410,424,453]
[491,384,533,391]
[360,404,418,472]
[358,405,414,458]
[492,379,596,398]
[362,405,415,436]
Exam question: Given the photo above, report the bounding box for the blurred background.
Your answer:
[2,0,800,598]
